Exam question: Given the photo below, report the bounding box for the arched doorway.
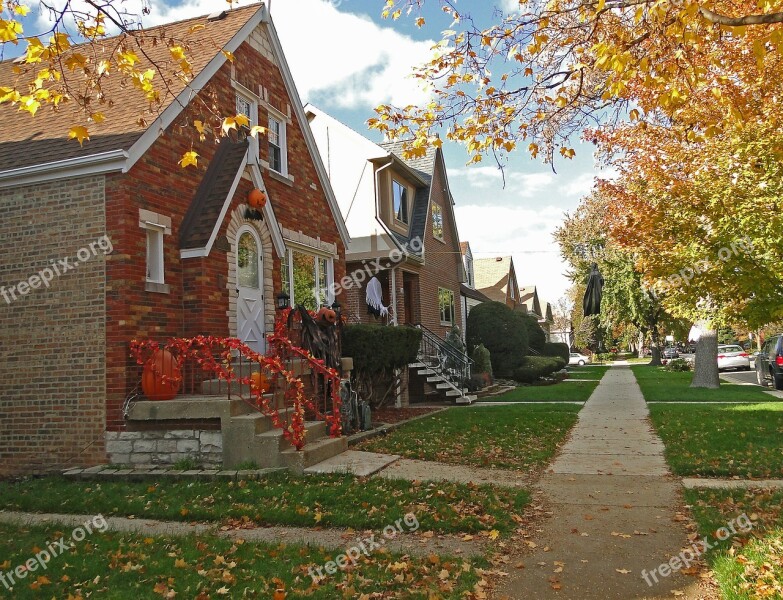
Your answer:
[235,225,265,353]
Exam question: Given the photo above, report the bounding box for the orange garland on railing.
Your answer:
[129,316,342,449]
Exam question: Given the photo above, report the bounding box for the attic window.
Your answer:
[392,180,408,225]
[431,203,444,241]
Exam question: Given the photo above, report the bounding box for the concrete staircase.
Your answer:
[408,361,476,404]
[126,359,346,473]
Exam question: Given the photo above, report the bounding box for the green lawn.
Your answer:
[648,403,783,477]
[0,521,485,599]
[358,404,581,472]
[0,471,528,536]
[565,365,610,380]
[685,488,781,599]
[483,380,598,402]
[631,365,774,402]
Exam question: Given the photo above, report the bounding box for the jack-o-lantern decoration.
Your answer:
[250,371,271,394]
[141,349,181,401]
[316,307,337,325]
[248,188,267,210]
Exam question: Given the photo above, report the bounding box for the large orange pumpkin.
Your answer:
[317,307,337,325]
[250,371,271,394]
[248,188,267,209]
[141,349,181,401]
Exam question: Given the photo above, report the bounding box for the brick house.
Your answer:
[520,286,556,340]
[458,241,491,337]
[0,4,349,476]
[473,256,521,309]
[305,106,474,403]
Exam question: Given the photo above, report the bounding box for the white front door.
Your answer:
[236,227,265,353]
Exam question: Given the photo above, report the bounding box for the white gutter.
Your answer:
[0,149,129,189]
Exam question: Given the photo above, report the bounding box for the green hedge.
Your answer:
[513,356,567,384]
[543,342,569,364]
[520,314,546,352]
[471,344,493,379]
[342,325,422,375]
[466,301,529,378]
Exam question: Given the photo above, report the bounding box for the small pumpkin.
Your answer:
[141,349,181,401]
[248,188,267,209]
[317,307,337,325]
[250,371,271,394]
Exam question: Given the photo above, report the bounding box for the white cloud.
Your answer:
[455,203,570,302]
[271,0,436,109]
[451,166,555,197]
[559,172,595,198]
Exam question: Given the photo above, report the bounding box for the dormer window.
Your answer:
[392,179,408,224]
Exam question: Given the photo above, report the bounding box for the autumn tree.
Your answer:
[0,0,262,165]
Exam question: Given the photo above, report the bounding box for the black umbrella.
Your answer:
[583,263,604,316]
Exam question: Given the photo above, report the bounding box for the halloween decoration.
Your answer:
[248,188,267,209]
[583,263,604,317]
[291,305,341,371]
[366,276,389,318]
[250,371,271,394]
[316,306,337,325]
[141,349,180,400]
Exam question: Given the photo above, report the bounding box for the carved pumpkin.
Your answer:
[248,188,267,209]
[250,371,271,394]
[141,349,180,401]
[317,307,337,325]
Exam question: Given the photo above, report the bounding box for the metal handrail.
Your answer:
[410,324,472,385]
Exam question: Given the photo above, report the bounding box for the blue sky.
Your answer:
[16,0,609,304]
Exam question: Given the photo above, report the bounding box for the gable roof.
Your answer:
[0,4,263,175]
[519,285,542,316]
[460,241,470,255]
[474,256,511,290]
[180,138,249,250]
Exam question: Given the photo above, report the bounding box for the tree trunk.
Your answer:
[638,330,647,359]
[649,329,662,366]
[691,330,720,389]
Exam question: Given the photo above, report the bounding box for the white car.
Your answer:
[569,352,591,366]
[717,345,751,371]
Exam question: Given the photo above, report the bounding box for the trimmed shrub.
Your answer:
[520,313,547,352]
[513,356,566,384]
[342,325,422,374]
[665,358,692,372]
[466,301,529,377]
[471,343,493,381]
[543,342,570,364]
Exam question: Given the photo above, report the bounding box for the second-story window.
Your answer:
[235,92,257,161]
[268,115,287,175]
[392,179,408,224]
[431,203,444,240]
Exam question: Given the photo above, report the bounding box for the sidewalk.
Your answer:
[496,364,715,599]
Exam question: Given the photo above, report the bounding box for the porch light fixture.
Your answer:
[276,291,290,310]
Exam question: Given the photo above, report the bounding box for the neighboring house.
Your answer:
[306,106,473,403]
[520,286,556,340]
[474,256,520,309]
[0,4,349,475]
[458,241,491,337]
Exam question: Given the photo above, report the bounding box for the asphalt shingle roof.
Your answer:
[0,3,262,173]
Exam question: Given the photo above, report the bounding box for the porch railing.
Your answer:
[411,324,472,386]
[128,315,342,449]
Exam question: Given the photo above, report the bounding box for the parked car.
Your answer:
[756,334,783,390]
[569,352,591,366]
[663,347,679,359]
[717,344,751,372]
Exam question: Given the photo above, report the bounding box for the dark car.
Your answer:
[756,334,783,390]
[663,347,679,359]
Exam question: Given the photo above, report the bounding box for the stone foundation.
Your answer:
[105,430,223,467]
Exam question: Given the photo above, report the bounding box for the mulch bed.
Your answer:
[372,406,441,425]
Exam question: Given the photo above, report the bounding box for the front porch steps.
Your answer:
[409,361,476,404]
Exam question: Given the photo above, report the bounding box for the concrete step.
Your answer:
[455,395,476,405]
[281,436,348,474]
[445,388,468,397]
[417,369,437,376]
[128,395,239,421]
[255,420,328,452]
[426,376,446,383]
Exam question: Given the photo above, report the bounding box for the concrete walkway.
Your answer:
[496,365,714,600]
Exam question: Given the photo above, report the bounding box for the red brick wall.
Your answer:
[105,27,345,431]
[417,157,464,340]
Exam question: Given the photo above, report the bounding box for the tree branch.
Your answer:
[699,6,783,26]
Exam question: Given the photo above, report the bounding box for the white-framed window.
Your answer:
[431,203,444,240]
[465,255,474,287]
[281,247,333,311]
[268,114,287,175]
[235,90,258,162]
[145,226,165,283]
[438,287,455,325]
[392,179,408,224]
